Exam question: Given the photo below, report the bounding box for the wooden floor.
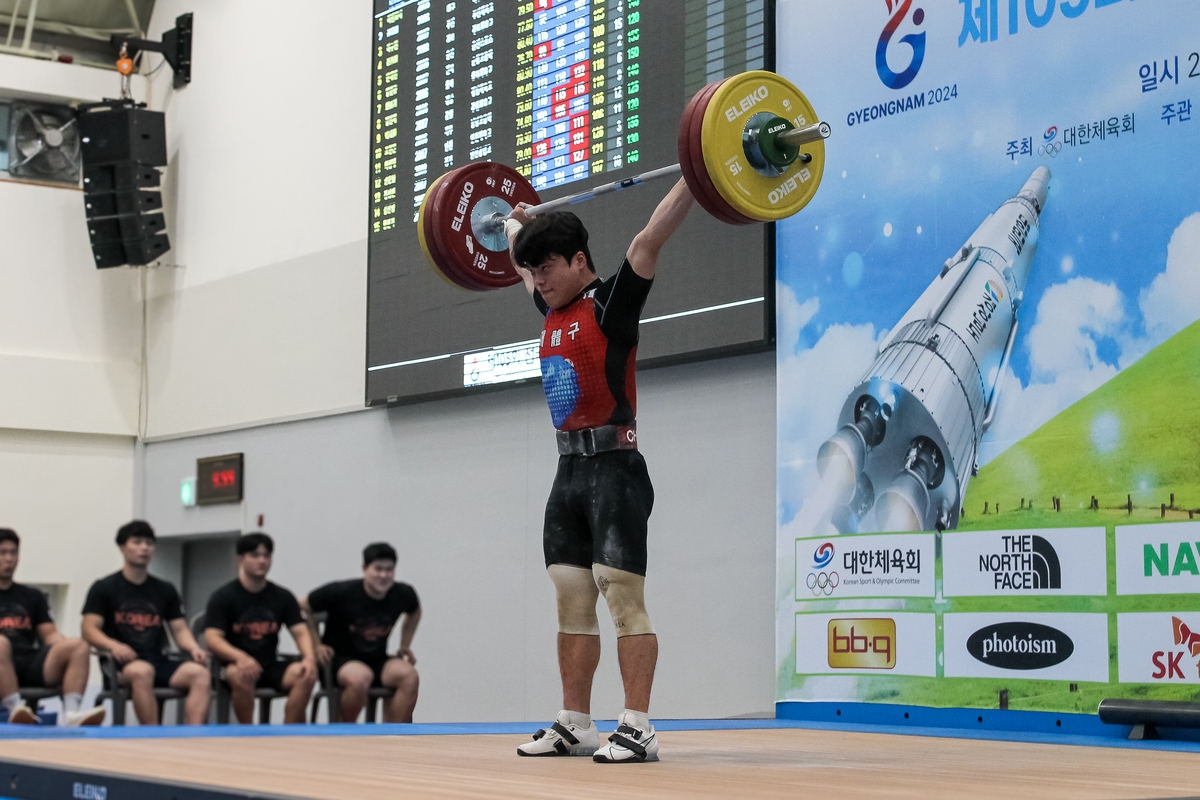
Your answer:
[3,728,1200,799]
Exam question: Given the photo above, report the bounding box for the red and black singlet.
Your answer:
[535,260,653,431]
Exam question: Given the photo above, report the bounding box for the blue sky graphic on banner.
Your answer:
[774,0,1200,708]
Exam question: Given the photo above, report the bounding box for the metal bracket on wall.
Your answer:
[110,12,193,89]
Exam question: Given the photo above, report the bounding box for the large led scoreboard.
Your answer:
[367,0,773,405]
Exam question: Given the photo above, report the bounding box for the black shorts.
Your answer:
[152,658,185,689]
[226,659,292,693]
[543,450,654,576]
[12,646,51,688]
[328,655,387,688]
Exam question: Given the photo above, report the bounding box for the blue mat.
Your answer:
[1,704,1197,754]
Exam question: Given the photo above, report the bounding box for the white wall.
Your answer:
[139,0,372,438]
[0,54,145,436]
[142,353,777,722]
[0,428,133,637]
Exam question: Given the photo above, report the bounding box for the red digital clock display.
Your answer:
[196,454,243,505]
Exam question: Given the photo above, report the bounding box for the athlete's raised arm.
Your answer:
[625,178,695,280]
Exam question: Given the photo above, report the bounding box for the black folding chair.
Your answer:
[308,612,395,723]
[16,685,63,723]
[197,611,301,725]
[91,621,189,726]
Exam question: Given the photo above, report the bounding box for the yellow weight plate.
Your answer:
[417,172,465,290]
[700,70,825,222]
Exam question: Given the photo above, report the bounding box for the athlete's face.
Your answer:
[0,542,18,582]
[239,545,272,581]
[363,559,396,597]
[120,535,155,568]
[530,251,593,309]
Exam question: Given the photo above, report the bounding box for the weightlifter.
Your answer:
[505,178,695,763]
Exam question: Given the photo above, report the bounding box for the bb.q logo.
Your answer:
[876,0,926,90]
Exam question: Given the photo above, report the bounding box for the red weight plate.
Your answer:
[687,79,756,225]
[428,161,540,290]
[678,80,746,226]
[423,167,488,291]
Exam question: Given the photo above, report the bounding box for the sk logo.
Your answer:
[1152,617,1200,680]
[877,0,926,90]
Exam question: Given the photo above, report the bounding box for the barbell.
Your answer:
[417,70,830,291]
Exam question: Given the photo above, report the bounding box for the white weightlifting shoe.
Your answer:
[517,710,600,757]
[64,707,106,727]
[7,704,39,725]
[593,711,659,763]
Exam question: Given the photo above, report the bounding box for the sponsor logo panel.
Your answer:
[1117,612,1200,684]
[795,533,935,600]
[795,612,936,677]
[943,613,1109,681]
[942,527,1107,597]
[1115,522,1200,595]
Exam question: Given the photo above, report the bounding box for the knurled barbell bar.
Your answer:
[417,70,830,291]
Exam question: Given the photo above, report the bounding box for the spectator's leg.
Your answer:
[122,660,158,725]
[0,637,18,700]
[41,638,90,696]
[280,662,317,724]
[169,663,211,725]
[336,661,372,723]
[381,657,419,723]
[224,663,256,724]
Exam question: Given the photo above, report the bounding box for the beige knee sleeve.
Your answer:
[592,565,655,637]
[548,564,600,635]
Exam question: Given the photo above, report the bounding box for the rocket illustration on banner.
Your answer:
[815,166,1051,534]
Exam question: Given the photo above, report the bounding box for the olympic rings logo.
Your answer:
[806,571,840,596]
[1038,142,1062,157]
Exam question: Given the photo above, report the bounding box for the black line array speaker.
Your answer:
[79,102,171,268]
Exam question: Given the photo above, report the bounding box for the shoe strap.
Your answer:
[616,724,643,739]
[607,731,647,757]
[531,728,547,741]
[551,721,580,746]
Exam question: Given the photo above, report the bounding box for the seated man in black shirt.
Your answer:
[205,532,317,724]
[0,528,104,726]
[81,520,211,725]
[300,543,421,723]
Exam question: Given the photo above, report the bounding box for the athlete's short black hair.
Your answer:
[363,542,397,568]
[237,532,274,556]
[0,529,18,548]
[116,520,155,546]
[512,211,596,274]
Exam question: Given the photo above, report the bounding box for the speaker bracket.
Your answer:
[110,13,193,89]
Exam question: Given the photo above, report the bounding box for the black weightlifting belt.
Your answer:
[556,423,638,456]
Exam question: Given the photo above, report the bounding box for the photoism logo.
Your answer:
[828,618,897,670]
[876,0,926,90]
[966,621,1073,670]
[1150,616,1200,680]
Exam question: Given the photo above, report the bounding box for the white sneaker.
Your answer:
[64,707,106,727]
[517,711,600,757]
[593,711,659,763]
[7,704,40,725]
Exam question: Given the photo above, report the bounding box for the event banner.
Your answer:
[774,0,1200,713]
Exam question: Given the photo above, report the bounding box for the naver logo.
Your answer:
[1145,542,1200,577]
[876,0,926,90]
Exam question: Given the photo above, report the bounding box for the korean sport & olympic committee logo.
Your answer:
[1039,126,1061,157]
[807,542,839,596]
